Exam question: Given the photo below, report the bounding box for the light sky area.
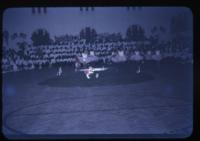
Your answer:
[3,7,192,39]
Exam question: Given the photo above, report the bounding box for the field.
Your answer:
[2,62,193,139]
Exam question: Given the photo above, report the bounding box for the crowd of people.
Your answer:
[2,40,193,73]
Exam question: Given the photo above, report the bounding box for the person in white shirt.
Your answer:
[89,50,98,63]
[152,50,162,71]
[111,50,127,63]
[145,51,153,61]
[39,59,42,69]
[81,51,88,63]
[12,61,18,72]
[57,66,62,76]
[130,50,143,74]
[118,50,127,62]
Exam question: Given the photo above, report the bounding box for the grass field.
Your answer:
[2,62,193,139]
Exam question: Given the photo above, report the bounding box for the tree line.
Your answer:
[3,13,191,48]
[30,24,153,46]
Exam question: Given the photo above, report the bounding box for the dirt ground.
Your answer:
[2,62,193,139]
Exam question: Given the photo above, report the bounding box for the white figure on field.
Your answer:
[85,66,93,79]
[78,66,108,79]
[57,66,62,76]
[130,51,143,74]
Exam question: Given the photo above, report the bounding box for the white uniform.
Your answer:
[152,50,162,61]
[85,67,93,79]
[145,51,152,61]
[130,51,143,74]
[130,51,143,61]
[57,67,62,76]
[82,53,88,62]
[152,50,162,71]
[111,51,126,63]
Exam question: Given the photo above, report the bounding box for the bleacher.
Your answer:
[2,40,193,73]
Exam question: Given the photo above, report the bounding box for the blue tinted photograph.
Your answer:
[2,7,193,139]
